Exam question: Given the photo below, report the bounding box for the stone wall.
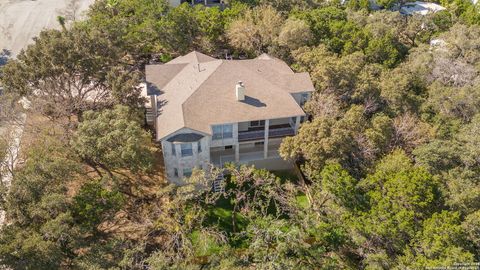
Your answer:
[161,128,211,181]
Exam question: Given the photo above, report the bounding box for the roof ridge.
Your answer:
[180,60,224,128]
[192,51,201,63]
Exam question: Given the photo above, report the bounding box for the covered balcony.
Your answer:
[237,117,298,142]
[238,125,295,142]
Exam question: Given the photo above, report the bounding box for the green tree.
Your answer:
[278,18,313,50]
[356,151,441,256]
[398,211,475,268]
[365,33,403,67]
[72,105,156,176]
[0,138,82,269]
[227,5,284,55]
[72,179,124,232]
[1,28,142,121]
[224,164,296,232]
[85,0,170,60]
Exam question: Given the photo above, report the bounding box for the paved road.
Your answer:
[0,0,94,56]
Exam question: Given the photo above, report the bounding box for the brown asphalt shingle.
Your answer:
[146,51,314,140]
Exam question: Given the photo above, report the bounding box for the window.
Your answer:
[171,143,176,156]
[300,93,309,106]
[197,142,202,153]
[212,125,223,140]
[225,145,233,150]
[254,141,264,146]
[223,124,233,139]
[181,143,193,157]
[250,120,265,127]
[212,124,233,140]
[183,168,192,178]
[174,168,178,177]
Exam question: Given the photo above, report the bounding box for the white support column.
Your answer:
[175,143,181,159]
[152,95,158,132]
[264,119,269,159]
[234,122,240,162]
[294,116,301,134]
[235,143,240,162]
[233,123,239,142]
[193,142,199,167]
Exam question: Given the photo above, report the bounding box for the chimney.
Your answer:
[236,81,245,101]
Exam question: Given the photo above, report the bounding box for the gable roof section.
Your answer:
[146,52,314,140]
[167,51,216,64]
[153,59,223,139]
[182,61,305,135]
[145,63,187,94]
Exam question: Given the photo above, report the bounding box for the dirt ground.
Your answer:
[0,0,94,57]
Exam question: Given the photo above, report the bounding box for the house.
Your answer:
[168,0,224,7]
[399,1,446,15]
[145,51,314,181]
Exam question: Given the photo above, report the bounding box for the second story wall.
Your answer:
[161,128,211,179]
[210,123,238,148]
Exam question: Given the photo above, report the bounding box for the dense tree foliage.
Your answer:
[0,0,479,269]
[1,28,143,123]
[72,105,156,175]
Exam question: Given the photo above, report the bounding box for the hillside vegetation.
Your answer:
[0,0,479,269]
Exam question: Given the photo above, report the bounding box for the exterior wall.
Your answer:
[291,91,313,106]
[160,100,311,183]
[210,122,238,148]
[238,122,249,132]
[168,0,182,6]
[161,128,211,181]
[269,118,290,126]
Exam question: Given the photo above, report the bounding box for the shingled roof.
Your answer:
[145,51,315,140]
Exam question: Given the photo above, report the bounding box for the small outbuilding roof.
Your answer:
[400,1,446,15]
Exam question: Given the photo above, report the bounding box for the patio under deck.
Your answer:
[211,141,283,168]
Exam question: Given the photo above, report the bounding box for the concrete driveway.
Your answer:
[0,0,94,57]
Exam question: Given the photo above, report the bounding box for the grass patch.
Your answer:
[189,230,225,257]
[205,197,248,234]
[296,194,310,209]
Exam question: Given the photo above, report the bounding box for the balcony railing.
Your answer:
[238,127,295,142]
[238,130,264,142]
[269,127,295,138]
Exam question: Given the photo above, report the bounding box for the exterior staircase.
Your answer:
[145,107,155,125]
[213,173,225,193]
